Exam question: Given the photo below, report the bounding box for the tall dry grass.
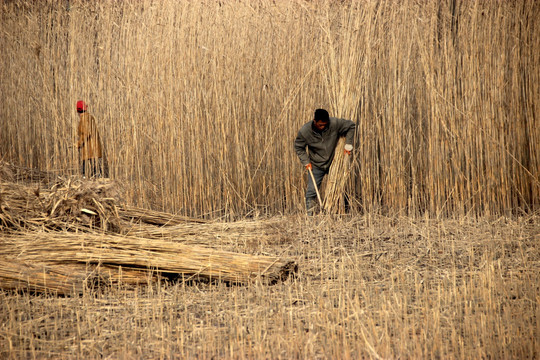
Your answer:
[1,0,538,217]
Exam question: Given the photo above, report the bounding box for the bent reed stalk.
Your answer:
[1,0,538,218]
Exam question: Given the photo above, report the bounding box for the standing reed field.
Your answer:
[1,0,539,217]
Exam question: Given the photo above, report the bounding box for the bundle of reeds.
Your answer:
[0,164,297,291]
[0,167,208,234]
[323,137,351,214]
[120,216,291,248]
[0,177,123,232]
[119,205,208,226]
[0,258,159,294]
[0,232,297,289]
[0,259,88,295]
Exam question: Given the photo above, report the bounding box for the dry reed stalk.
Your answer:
[323,137,351,214]
[1,232,297,285]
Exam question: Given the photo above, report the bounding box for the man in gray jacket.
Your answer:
[294,109,356,215]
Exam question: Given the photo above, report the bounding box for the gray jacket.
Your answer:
[294,117,356,170]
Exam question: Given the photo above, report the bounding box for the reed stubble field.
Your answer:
[1,0,539,358]
[0,214,538,358]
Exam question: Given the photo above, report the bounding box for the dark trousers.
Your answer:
[81,158,103,178]
[306,165,328,212]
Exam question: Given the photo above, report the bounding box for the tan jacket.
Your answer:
[77,112,103,161]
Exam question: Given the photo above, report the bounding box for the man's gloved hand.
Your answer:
[305,163,312,171]
[344,144,353,155]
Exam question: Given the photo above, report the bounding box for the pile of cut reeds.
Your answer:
[119,205,209,226]
[0,258,160,295]
[0,232,297,293]
[0,174,206,234]
[0,177,124,233]
[0,258,159,294]
[0,163,297,292]
[120,216,292,248]
[323,137,352,214]
[0,259,88,295]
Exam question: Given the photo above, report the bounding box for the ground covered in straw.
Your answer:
[1,161,538,358]
[1,212,538,359]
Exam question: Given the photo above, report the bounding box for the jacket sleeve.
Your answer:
[336,118,356,145]
[294,130,310,166]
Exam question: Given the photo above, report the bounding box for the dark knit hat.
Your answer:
[314,108,329,121]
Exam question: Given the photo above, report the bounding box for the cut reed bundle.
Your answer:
[96,264,159,286]
[0,177,123,232]
[0,173,206,234]
[0,259,88,295]
[121,217,292,248]
[119,205,208,225]
[0,259,158,294]
[323,137,351,214]
[1,232,297,286]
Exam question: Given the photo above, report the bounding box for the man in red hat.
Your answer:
[76,100,104,178]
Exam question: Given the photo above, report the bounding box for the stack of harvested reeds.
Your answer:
[0,162,288,242]
[120,216,292,247]
[0,162,208,234]
[0,259,88,295]
[0,258,161,295]
[119,205,208,226]
[0,162,297,293]
[0,177,124,233]
[323,137,352,214]
[0,232,297,293]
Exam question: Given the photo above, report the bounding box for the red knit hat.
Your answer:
[76,100,87,112]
